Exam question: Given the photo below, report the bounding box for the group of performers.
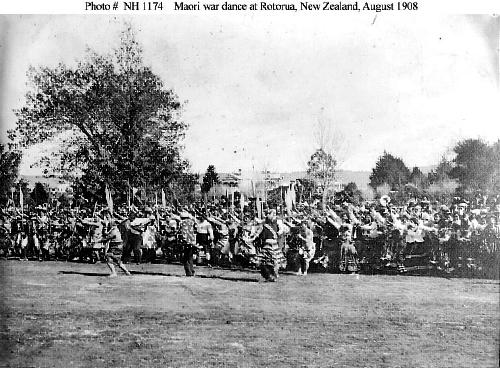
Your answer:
[0,192,499,280]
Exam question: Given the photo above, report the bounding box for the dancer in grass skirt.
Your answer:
[100,212,130,277]
[339,225,359,273]
[256,210,280,282]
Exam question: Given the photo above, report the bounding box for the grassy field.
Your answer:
[0,260,498,368]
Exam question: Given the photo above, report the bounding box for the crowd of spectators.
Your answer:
[0,192,498,279]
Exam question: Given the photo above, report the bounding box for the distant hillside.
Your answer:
[20,175,69,189]
[335,171,371,190]
[28,168,448,192]
[418,165,437,174]
[279,171,371,190]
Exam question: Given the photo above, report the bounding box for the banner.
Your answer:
[161,189,166,208]
[290,182,296,206]
[285,188,293,214]
[19,186,23,211]
[105,184,114,213]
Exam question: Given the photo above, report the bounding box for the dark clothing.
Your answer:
[196,232,211,265]
[126,232,142,264]
[196,233,209,246]
[182,243,195,276]
[257,221,279,281]
[260,264,275,281]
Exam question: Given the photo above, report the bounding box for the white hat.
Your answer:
[380,195,391,206]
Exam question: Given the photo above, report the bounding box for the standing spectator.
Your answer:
[196,215,213,265]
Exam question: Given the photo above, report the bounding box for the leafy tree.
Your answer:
[265,187,281,209]
[296,178,317,203]
[201,165,220,193]
[57,192,71,208]
[168,173,199,205]
[369,151,410,190]
[307,148,337,207]
[428,156,453,184]
[409,166,428,189]
[491,140,500,193]
[344,182,358,194]
[0,143,22,205]
[342,181,363,205]
[31,182,49,205]
[449,139,497,193]
[12,25,189,205]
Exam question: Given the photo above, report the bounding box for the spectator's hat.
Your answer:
[379,195,391,207]
[440,205,450,212]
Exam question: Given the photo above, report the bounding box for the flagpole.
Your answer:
[127,180,131,210]
[19,185,23,215]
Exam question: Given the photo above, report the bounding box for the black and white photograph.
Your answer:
[0,11,499,367]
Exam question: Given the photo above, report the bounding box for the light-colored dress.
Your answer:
[300,227,316,262]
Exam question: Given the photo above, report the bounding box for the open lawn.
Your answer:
[0,260,498,367]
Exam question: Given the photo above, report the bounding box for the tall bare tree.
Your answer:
[307,108,345,208]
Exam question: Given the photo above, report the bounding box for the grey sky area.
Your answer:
[0,14,498,175]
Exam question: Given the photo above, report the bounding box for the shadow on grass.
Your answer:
[58,271,110,277]
[130,270,260,283]
[58,270,260,283]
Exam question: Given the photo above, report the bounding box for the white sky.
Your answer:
[0,14,498,175]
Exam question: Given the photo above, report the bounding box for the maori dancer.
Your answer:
[178,211,197,276]
[100,211,131,277]
[256,210,280,282]
[339,225,359,273]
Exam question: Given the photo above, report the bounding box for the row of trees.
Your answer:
[369,139,500,198]
[303,112,498,206]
